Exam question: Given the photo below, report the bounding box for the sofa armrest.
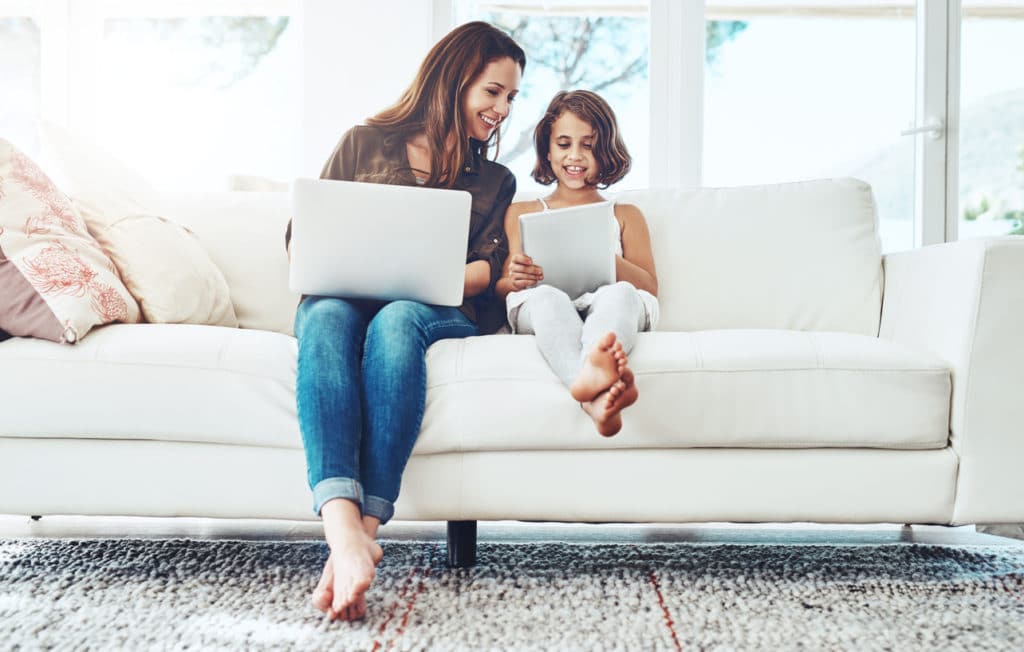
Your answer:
[879,237,1024,524]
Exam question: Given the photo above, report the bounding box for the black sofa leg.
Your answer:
[446,520,477,568]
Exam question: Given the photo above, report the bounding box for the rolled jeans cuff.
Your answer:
[363,495,395,524]
[311,477,363,516]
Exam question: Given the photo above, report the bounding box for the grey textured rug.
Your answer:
[2,539,1023,651]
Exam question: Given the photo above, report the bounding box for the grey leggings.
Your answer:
[515,281,647,388]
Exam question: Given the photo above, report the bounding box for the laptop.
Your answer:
[289,178,472,306]
[519,201,617,299]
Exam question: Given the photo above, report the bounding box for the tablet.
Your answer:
[519,201,617,298]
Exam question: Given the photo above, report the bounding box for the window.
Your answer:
[958,1,1024,239]
[0,15,40,153]
[702,3,917,253]
[0,1,299,191]
[453,1,650,193]
[93,14,298,190]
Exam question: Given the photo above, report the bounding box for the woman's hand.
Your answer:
[507,253,543,291]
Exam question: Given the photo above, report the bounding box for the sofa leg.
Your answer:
[446,520,477,568]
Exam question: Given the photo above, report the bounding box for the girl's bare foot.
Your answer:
[314,500,384,621]
[581,367,639,437]
[571,332,625,402]
[606,367,639,414]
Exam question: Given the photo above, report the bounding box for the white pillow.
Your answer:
[91,215,238,327]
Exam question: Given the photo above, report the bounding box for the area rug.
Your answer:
[2,539,1023,650]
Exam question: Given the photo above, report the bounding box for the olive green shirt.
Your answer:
[285,124,516,334]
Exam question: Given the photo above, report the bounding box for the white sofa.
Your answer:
[2,178,1022,564]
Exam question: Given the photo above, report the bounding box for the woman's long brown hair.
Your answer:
[367,21,525,188]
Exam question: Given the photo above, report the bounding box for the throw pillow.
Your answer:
[90,215,239,327]
[0,138,140,343]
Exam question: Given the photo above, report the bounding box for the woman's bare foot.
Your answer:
[581,367,639,437]
[571,332,625,402]
[314,500,384,621]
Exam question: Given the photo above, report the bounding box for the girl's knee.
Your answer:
[608,280,638,295]
[595,281,639,303]
[523,284,573,306]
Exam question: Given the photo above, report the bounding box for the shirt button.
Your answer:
[464,166,471,172]
[492,238,499,244]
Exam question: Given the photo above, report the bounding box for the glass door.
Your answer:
[701,1,918,253]
[956,0,1024,239]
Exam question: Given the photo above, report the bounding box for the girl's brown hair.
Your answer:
[531,90,631,189]
[367,21,526,188]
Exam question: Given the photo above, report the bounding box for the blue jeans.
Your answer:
[294,296,478,523]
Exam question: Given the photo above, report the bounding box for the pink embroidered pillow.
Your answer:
[0,138,139,343]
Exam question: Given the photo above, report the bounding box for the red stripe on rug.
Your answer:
[371,543,429,652]
[649,569,682,651]
[386,543,437,650]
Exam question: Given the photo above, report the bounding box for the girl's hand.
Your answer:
[508,253,543,290]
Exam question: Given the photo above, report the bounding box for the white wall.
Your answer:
[299,0,437,174]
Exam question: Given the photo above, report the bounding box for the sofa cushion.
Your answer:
[619,179,882,335]
[0,325,949,453]
[0,138,140,343]
[417,330,951,452]
[0,324,298,448]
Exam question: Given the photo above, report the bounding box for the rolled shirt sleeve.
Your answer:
[468,170,516,294]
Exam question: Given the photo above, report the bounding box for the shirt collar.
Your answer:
[381,129,483,179]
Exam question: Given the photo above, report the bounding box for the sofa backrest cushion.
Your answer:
[618,178,882,335]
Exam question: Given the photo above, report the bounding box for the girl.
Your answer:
[497,90,658,437]
[287,22,524,621]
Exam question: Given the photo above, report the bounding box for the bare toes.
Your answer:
[312,558,334,613]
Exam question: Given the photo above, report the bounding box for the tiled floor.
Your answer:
[2,514,1022,547]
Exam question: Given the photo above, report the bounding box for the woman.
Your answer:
[286,22,525,621]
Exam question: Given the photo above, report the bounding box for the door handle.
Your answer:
[900,119,945,140]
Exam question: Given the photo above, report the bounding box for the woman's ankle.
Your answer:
[321,498,366,544]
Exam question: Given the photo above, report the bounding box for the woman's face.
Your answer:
[547,111,599,189]
[461,56,521,142]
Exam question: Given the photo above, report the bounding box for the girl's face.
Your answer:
[547,111,598,189]
[461,56,521,142]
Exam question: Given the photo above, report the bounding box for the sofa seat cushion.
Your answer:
[417,330,951,453]
[0,323,299,448]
